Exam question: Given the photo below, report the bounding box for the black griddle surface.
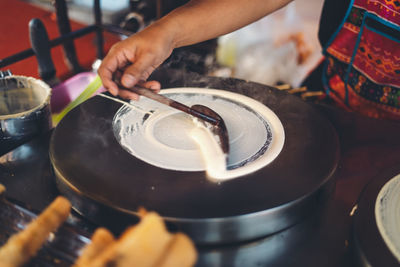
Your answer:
[4,68,400,264]
[50,75,339,220]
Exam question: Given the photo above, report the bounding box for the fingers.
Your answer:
[99,45,159,101]
[121,54,157,88]
[98,41,136,96]
[98,26,173,100]
[98,51,120,96]
[118,80,161,101]
[118,90,140,101]
[98,66,119,96]
[139,80,161,93]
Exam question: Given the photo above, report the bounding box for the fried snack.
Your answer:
[73,228,115,267]
[0,196,71,267]
[0,184,5,195]
[156,233,198,267]
[89,212,173,267]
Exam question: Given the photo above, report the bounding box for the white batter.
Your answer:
[375,174,400,263]
[112,88,285,181]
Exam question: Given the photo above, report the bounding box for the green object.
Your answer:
[216,37,237,68]
[52,75,102,125]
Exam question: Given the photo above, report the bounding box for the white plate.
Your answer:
[375,173,400,262]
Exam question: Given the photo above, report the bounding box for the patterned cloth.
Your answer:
[323,0,400,119]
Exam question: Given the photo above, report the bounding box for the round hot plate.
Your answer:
[50,82,339,244]
[353,169,400,267]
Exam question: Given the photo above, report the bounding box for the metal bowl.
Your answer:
[0,75,52,155]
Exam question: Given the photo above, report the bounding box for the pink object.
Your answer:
[51,72,105,113]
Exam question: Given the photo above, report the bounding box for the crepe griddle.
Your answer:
[50,82,339,244]
[352,168,400,267]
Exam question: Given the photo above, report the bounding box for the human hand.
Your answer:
[98,24,175,100]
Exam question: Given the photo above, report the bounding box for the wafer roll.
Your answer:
[156,233,198,267]
[0,196,71,267]
[89,212,172,267]
[0,184,5,195]
[73,228,115,267]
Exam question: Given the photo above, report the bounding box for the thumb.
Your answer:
[121,55,156,87]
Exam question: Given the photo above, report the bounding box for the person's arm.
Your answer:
[163,0,292,47]
[98,0,292,99]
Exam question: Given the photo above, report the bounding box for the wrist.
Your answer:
[148,16,181,50]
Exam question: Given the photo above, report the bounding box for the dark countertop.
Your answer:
[1,70,400,266]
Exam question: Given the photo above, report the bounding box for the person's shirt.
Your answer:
[318,0,351,48]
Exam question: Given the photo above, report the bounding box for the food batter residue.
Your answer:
[112,88,285,181]
[0,76,51,119]
[375,174,400,263]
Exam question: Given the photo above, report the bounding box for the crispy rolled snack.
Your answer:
[156,233,198,267]
[0,196,71,267]
[0,184,5,195]
[73,228,115,267]
[89,212,173,267]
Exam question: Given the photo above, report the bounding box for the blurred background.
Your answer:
[0,0,324,87]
